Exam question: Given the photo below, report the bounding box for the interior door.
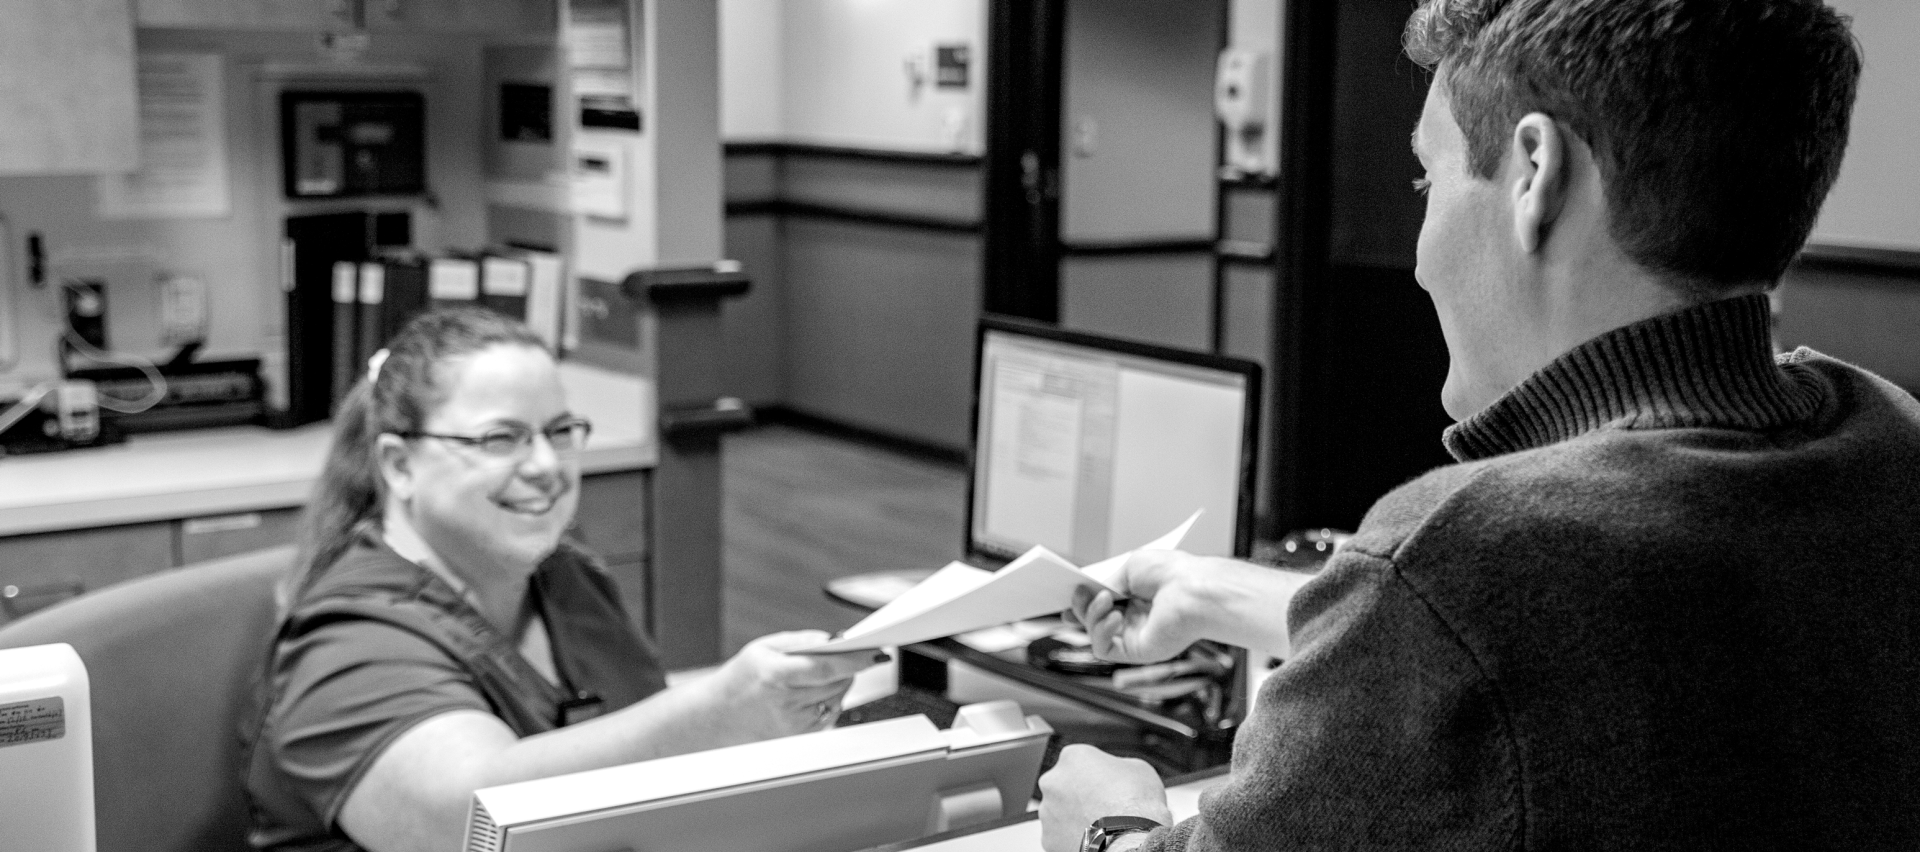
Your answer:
[982,0,1065,322]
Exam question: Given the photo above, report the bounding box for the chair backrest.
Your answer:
[0,544,292,852]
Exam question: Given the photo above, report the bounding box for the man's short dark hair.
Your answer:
[1404,0,1862,294]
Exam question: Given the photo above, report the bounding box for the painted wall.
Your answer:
[1779,268,1920,391]
[720,0,785,142]
[0,28,490,386]
[719,0,986,154]
[1227,0,1283,178]
[1812,0,1920,252]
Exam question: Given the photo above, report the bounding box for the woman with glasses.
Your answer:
[246,307,880,852]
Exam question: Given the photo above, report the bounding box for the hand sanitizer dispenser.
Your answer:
[1215,48,1273,177]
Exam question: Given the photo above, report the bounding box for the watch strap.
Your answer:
[1081,815,1163,852]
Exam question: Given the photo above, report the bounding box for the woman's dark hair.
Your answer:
[1404,0,1861,294]
[286,306,549,604]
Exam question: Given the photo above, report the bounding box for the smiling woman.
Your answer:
[244,307,886,852]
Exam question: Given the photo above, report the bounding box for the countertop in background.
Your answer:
[0,361,654,537]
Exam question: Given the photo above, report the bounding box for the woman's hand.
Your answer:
[704,630,883,741]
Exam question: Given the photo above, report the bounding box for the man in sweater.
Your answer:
[1039,1,1920,850]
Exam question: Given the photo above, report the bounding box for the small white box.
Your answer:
[0,643,94,852]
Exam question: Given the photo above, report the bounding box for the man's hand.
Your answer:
[1038,745,1173,852]
[1070,549,1219,664]
[1072,549,1306,664]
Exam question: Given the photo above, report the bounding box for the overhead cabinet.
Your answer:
[133,0,342,30]
[134,0,555,34]
[0,0,139,175]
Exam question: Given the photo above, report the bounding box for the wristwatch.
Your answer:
[1080,815,1163,852]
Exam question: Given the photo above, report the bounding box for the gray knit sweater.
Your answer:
[1144,295,1920,851]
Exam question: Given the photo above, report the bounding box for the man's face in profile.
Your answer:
[1411,78,1522,422]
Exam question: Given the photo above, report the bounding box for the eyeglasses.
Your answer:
[396,417,593,460]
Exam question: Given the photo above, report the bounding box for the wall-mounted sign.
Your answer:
[97,52,231,219]
[281,91,427,199]
[936,44,971,89]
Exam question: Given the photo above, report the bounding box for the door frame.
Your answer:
[982,0,1065,322]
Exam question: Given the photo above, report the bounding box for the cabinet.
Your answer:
[134,0,555,34]
[0,469,647,628]
[366,0,556,34]
[571,469,651,641]
[134,0,340,30]
[0,522,171,626]
[0,0,138,174]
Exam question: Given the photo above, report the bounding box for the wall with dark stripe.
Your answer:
[1779,259,1920,392]
[723,144,984,452]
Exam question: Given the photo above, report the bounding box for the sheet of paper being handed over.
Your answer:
[798,511,1201,654]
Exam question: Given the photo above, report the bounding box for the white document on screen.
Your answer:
[801,511,1200,654]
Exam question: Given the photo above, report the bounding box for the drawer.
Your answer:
[0,522,174,625]
[572,470,649,559]
[176,508,301,565]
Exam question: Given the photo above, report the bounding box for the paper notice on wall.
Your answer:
[97,52,230,220]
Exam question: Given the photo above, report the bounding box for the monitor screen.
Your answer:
[969,318,1261,566]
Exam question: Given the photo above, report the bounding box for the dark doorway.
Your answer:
[1271,0,1457,532]
[982,0,1064,322]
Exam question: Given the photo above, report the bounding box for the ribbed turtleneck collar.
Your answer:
[1442,294,1823,462]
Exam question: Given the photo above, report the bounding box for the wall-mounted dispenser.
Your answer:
[1215,48,1272,177]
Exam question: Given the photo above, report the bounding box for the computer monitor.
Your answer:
[464,703,1053,852]
[968,317,1262,566]
[0,643,94,852]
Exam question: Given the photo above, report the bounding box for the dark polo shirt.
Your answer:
[245,535,667,852]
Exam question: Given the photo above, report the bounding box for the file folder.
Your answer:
[515,248,566,349]
[355,261,386,372]
[481,254,531,322]
[330,261,359,409]
[380,252,430,346]
[428,255,480,311]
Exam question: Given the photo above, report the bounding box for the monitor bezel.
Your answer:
[965,315,1264,563]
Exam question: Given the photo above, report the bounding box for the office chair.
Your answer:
[0,544,291,852]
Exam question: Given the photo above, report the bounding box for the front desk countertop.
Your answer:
[0,362,655,537]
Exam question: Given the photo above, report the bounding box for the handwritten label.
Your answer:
[0,697,65,747]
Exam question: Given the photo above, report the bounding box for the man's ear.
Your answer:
[374,433,415,503]
[1509,112,1569,254]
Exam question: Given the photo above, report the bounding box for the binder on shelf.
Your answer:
[282,211,372,428]
[560,264,582,353]
[514,248,566,349]
[330,260,360,409]
[428,255,481,311]
[481,253,531,322]
[356,260,386,374]
[380,252,431,346]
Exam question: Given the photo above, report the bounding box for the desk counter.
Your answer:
[0,362,655,537]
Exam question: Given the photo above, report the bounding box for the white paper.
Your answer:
[97,53,230,219]
[801,511,1201,654]
[1078,510,1199,588]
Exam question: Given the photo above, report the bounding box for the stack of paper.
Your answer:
[802,512,1200,654]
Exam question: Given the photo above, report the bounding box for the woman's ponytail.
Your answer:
[284,380,384,606]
